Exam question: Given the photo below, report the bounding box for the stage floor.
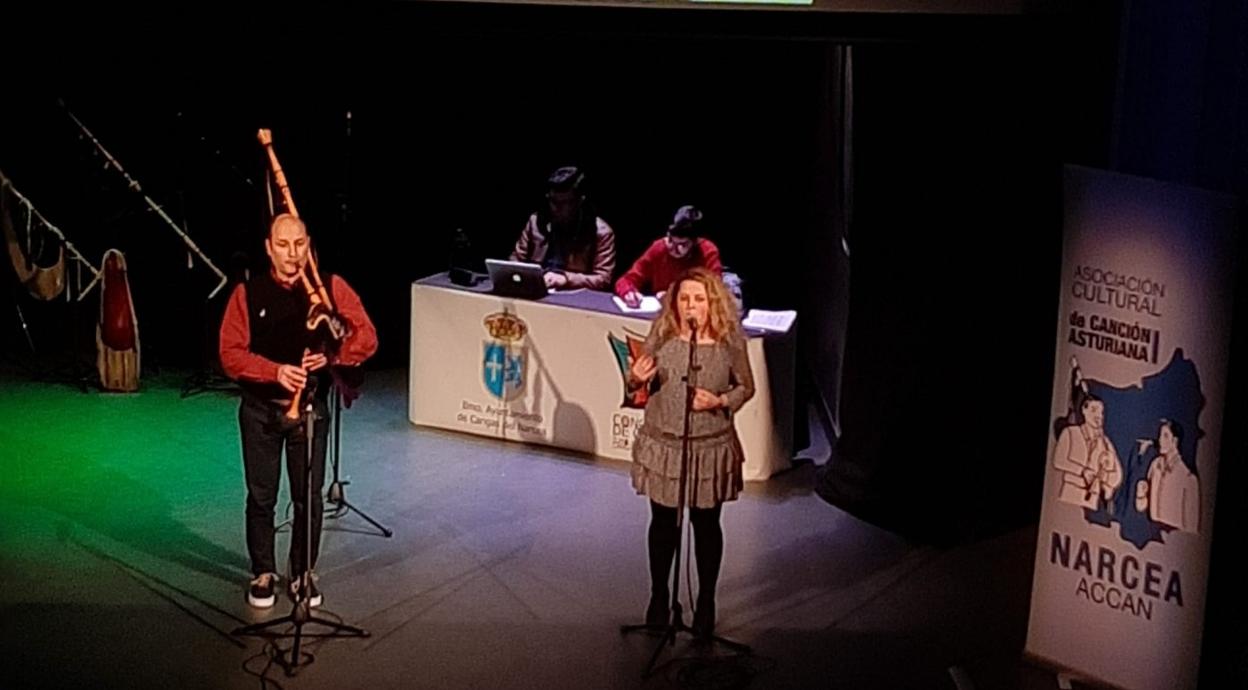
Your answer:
[1,369,1059,689]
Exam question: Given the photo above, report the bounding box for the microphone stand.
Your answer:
[620,318,751,678]
[317,110,391,536]
[233,395,369,674]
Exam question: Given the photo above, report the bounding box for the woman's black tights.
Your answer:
[648,500,723,605]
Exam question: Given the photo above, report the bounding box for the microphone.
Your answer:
[683,316,701,381]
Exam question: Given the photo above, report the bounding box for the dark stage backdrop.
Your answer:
[2,10,831,373]
[1,2,1120,541]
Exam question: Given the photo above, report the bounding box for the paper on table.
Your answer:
[742,309,796,333]
[612,295,662,314]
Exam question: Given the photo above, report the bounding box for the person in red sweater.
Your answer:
[615,205,723,308]
[218,214,377,609]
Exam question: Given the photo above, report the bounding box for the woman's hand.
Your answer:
[693,388,727,411]
[544,271,568,289]
[629,353,657,386]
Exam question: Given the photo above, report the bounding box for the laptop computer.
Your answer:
[485,259,550,300]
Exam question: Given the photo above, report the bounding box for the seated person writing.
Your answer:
[615,204,722,307]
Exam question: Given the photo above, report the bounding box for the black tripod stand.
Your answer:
[620,324,752,678]
[232,400,369,674]
[274,381,392,538]
[325,382,392,537]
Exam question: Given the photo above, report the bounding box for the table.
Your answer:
[409,273,795,480]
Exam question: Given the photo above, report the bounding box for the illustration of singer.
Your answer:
[1134,419,1201,533]
[1053,359,1122,509]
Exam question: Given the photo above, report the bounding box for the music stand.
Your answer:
[325,381,392,537]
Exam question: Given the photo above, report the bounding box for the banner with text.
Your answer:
[1025,166,1237,689]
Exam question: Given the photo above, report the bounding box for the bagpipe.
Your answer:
[256,129,354,419]
[1054,355,1089,438]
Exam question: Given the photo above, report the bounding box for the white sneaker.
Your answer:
[247,573,277,609]
[288,574,322,608]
